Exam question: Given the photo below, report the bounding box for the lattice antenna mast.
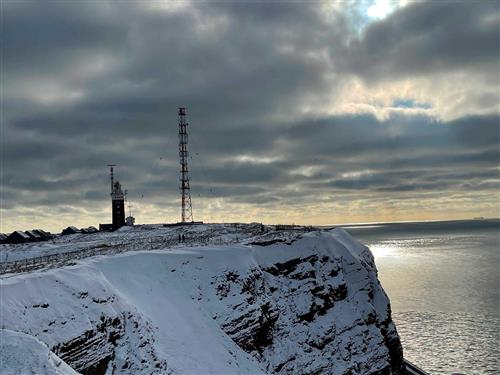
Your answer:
[178,107,194,223]
[107,164,116,195]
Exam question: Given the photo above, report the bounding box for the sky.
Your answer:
[1,0,499,233]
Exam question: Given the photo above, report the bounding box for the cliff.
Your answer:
[0,227,403,374]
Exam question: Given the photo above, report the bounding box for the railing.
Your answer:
[0,225,310,276]
[0,234,232,276]
[1,245,118,275]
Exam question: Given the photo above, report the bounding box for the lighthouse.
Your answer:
[104,165,126,231]
[111,180,126,230]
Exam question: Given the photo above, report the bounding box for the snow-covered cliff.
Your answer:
[0,330,78,375]
[0,227,403,374]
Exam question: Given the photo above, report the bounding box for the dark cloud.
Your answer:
[1,0,499,231]
[3,2,120,65]
[338,0,500,81]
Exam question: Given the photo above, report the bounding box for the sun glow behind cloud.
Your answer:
[367,0,397,20]
[367,0,412,20]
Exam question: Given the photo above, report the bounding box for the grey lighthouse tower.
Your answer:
[108,165,125,230]
[111,181,125,230]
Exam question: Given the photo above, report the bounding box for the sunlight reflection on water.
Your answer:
[348,222,500,375]
[394,311,499,375]
[368,244,396,258]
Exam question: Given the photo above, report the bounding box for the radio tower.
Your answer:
[107,164,116,194]
[178,107,194,223]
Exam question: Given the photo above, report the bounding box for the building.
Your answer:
[3,229,54,244]
[25,230,42,242]
[99,224,113,232]
[100,165,128,231]
[126,216,135,226]
[81,226,98,234]
[33,229,53,240]
[61,226,81,235]
[5,231,31,244]
[111,181,126,230]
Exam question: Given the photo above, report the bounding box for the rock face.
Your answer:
[0,267,168,374]
[51,312,168,374]
[0,227,404,374]
[208,230,405,375]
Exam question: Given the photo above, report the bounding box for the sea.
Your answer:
[344,219,499,375]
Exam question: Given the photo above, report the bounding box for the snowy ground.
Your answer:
[0,223,290,263]
[0,330,78,375]
[0,225,403,374]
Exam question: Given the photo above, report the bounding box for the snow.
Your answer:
[1,223,247,262]
[0,330,78,375]
[95,249,265,374]
[0,225,402,374]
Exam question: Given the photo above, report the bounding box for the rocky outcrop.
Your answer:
[213,268,280,355]
[209,231,405,375]
[0,268,168,375]
[51,313,168,375]
[51,315,120,374]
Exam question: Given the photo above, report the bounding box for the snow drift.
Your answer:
[0,227,403,374]
[0,329,78,375]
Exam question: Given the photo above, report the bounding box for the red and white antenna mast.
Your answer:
[178,107,194,223]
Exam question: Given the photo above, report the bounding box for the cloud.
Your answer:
[1,0,499,232]
[330,1,499,121]
[338,0,499,80]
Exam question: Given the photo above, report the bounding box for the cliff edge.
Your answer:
[0,227,404,374]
